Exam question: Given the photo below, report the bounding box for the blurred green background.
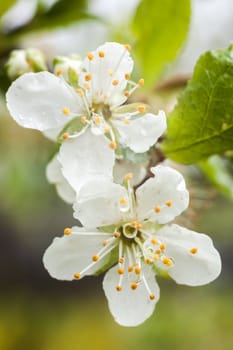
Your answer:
[0,1,233,349]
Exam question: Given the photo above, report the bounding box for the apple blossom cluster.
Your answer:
[6,42,221,327]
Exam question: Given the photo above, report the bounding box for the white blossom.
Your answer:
[43,165,221,326]
[6,42,166,152]
[46,128,115,201]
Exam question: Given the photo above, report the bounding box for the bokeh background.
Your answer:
[0,1,232,349]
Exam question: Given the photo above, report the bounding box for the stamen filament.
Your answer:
[71,231,111,236]
[77,241,117,277]
[141,274,155,300]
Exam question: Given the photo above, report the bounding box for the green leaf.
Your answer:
[131,0,191,86]
[199,155,233,202]
[162,45,233,164]
[0,0,16,17]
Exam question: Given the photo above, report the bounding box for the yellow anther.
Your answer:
[76,88,84,96]
[162,257,173,266]
[81,116,87,124]
[123,117,130,124]
[112,79,119,86]
[153,254,159,261]
[124,44,131,51]
[130,221,138,228]
[155,249,161,255]
[116,285,122,292]
[92,255,99,262]
[104,126,111,133]
[166,200,173,207]
[118,267,124,275]
[137,223,143,230]
[119,257,124,264]
[144,258,151,264]
[85,74,92,81]
[62,132,69,140]
[84,83,91,90]
[124,90,130,97]
[160,243,166,250]
[114,231,120,238]
[102,240,108,247]
[125,73,131,80]
[190,247,198,254]
[131,282,138,290]
[90,107,95,113]
[63,107,71,116]
[109,141,117,150]
[151,238,158,245]
[135,267,141,275]
[154,205,161,213]
[87,52,94,60]
[94,116,102,124]
[98,51,105,58]
[64,227,71,235]
[128,265,133,272]
[55,69,63,76]
[124,172,133,180]
[137,105,146,113]
[119,197,127,205]
[108,69,114,76]
[138,78,144,86]
[73,273,81,279]
[150,294,155,300]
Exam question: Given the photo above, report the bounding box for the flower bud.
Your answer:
[5,48,47,80]
[53,55,82,86]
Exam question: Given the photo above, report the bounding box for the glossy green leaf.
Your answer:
[199,155,233,202]
[162,45,233,164]
[131,0,191,86]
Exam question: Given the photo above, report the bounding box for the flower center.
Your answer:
[92,103,112,120]
[121,221,143,239]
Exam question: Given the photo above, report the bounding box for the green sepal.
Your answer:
[57,117,86,143]
[152,264,171,279]
[113,103,151,116]
[67,68,79,88]
[93,247,118,276]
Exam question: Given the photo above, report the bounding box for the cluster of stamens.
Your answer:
[58,44,145,150]
[146,237,173,267]
[62,171,199,303]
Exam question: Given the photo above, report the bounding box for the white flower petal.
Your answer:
[42,126,64,141]
[74,179,128,227]
[79,42,133,106]
[156,224,222,286]
[103,262,160,326]
[6,71,81,131]
[46,156,76,204]
[113,111,166,153]
[43,228,112,280]
[59,129,115,193]
[136,165,189,224]
[113,159,148,186]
